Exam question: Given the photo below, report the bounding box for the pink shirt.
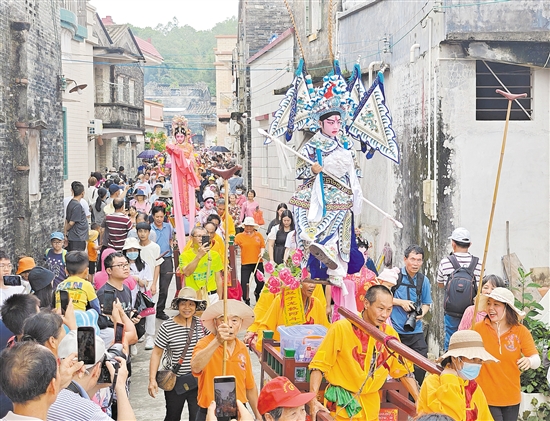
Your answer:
[458,304,486,330]
[240,200,259,221]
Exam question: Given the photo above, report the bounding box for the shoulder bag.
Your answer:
[155,317,197,391]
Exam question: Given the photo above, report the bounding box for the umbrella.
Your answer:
[209,145,231,153]
[137,149,161,159]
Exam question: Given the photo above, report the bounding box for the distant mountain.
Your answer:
[130,17,237,94]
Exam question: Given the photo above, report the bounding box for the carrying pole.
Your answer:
[471,90,527,329]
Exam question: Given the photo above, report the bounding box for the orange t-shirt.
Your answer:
[234,231,265,265]
[474,318,537,406]
[192,334,256,408]
[87,240,98,262]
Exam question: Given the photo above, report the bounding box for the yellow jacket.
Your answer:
[417,373,493,421]
[309,319,413,421]
[255,293,329,352]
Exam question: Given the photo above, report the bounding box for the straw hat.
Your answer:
[201,299,255,333]
[478,287,526,319]
[88,230,99,242]
[122,237,142,251]
[242,216,258,228]
[441,330,499,362]
[158,188,172,198]
[171,287,207,311]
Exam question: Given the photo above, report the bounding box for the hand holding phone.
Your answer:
[202,235,211,247]
[59,290,69,314]
[3,275,22,287]
[103,290,116,315]
[114,323,124,344]
[77,327,96,365]
[214,376,237,421]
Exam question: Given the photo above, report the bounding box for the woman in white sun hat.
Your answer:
[417,330,497,421]
[473,287,541,421]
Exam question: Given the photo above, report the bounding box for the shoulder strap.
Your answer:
[175,317,196,367]
[467,256,479,275]
[415,272,424,302]
[391,272,403,295]
[448,254,460,270]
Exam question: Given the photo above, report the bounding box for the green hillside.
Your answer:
[131,16,237,93]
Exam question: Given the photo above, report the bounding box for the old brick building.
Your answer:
[0,0,65,260]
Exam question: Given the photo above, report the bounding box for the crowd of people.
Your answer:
[0,150,548,421]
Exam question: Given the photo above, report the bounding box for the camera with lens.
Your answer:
[98,343,127,384]
[403,302,423,332]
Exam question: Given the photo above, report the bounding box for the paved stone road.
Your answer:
[129,276,263,421]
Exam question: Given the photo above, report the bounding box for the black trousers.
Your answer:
[164,387,199,421]
[240,262,264,301]
[399,332,429,385]
[489,404,520,421]
[156,258,174,314]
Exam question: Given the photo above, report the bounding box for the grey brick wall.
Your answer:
[0,0,64,263]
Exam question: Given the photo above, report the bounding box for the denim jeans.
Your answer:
[444,313,462,351]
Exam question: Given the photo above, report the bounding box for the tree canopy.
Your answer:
[131,17,237,93]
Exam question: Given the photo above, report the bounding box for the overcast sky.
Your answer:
[91,0,239,30]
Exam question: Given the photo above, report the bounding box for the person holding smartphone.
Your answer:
[0,250,26,311]
[191,299,260,421]
[179,227,223,305]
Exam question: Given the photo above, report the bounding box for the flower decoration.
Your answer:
[264,250,309,294]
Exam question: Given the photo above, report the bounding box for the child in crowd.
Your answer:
[56,250,101,314]
[44,232,67,289]
[88,224,100,283]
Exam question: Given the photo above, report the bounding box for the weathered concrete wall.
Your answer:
[0,0,64,261]
[337,1,550,353]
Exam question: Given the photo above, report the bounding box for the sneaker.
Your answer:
[309,243,338,270]
[138,335,145,343]
[130,344,138,356]
[145,336,154,350]
[156,312,169,320]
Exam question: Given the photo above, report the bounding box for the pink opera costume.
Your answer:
[265,59,400,314]
[165,116,200,248]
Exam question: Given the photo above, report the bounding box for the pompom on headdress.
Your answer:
[171,115,190,138]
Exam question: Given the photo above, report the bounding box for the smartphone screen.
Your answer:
[214,376,237,421]
[103,290,115,315]
[59,290,69,315]
[114,323,124,344]
[3,275,22,287]
[202,235,211,246]
[77,327,96,365]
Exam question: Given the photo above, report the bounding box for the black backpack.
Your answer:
[444,255,479,317]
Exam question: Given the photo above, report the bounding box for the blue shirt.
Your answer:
[151,222,173,257]
[390,267,433,335]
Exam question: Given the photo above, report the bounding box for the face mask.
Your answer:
[236,190,242,195]
[457,360,482,380]
[126,252,139,261]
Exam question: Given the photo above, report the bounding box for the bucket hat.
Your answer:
[200,299,254,333]
[478,287,526,319]
[158,188,172,198]
[122,237,142,251]
[28,267,54,292]
[171,287,207,311]
[16,257,36,274]
[441,330,499,362]
[242,216,259,228]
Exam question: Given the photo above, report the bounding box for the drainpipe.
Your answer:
[433,44,439,221]
[426,17,432,183]
[368,61,383,87]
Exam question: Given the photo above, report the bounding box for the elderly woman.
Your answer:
[234,217,265,305]
[191,299,261,421]
[417,330,497,421]
[148,288,207,421]
[473,287,541,421]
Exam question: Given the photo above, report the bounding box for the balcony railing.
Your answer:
[95,104,144,130]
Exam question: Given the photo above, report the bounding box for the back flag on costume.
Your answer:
[347,72,400,163]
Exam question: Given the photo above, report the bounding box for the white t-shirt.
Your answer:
[284,230,297,250]
[134,182,152,197]
[267,226,278,241]
[139,241,164,280]
[2,412,44,421]
[0,286,26,316]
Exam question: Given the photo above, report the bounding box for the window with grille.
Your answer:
[476,61,532,121]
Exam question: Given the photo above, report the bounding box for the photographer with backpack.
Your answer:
[437,227,482,351]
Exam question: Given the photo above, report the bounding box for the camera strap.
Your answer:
[392,272,424,306]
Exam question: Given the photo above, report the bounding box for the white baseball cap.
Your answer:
[449,227,471,243]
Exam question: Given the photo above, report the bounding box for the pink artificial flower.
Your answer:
[289,279,300,290]
[268,284,281,294]
[268,276,279,288]
[278,268,292,283]
[293,248,303,261]
[256,271,265,282]
[301,267,310,280]
[264,261,275,274]
[291,250,302,266]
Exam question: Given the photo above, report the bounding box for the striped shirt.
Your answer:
[47,388,112,420]
[436,252,482,285]
[103,212,132,251]
[155,316,206,376]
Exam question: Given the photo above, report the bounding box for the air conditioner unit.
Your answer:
[88,119,103,135]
